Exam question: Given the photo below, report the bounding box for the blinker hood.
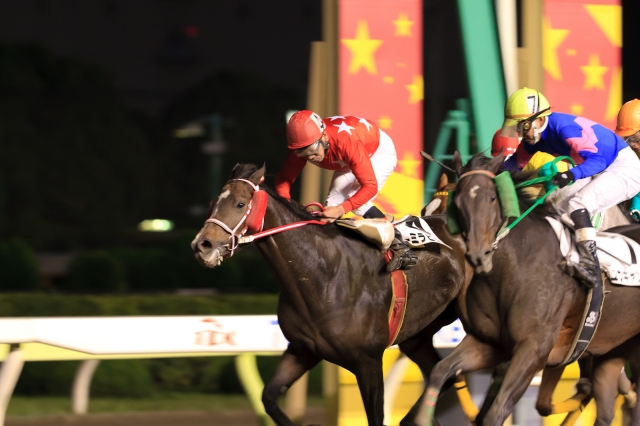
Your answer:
[445,171,521,235]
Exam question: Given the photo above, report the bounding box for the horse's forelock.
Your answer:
[460,153,493,174]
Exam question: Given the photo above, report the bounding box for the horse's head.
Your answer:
[422,173,456,216]
[452,151,504,273]
[191,163,266,268]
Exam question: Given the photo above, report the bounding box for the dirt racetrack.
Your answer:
[6,407,325,426]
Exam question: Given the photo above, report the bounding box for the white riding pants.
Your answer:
[325,129,397,216]
[549,147,640,216]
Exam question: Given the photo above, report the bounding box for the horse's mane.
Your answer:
[228,163,337,223]
[461,153,558,221]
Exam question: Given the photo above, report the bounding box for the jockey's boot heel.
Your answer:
[363,206,386,219]
[570,209,602,289]
[386,229,418,272]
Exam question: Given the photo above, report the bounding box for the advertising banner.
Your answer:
[544,0,621,130]
[339,0,423,217]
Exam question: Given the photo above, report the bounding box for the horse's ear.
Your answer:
[438,173,448,190]
[229,163,242,179]
[248,163,266,185]
[487,152,504,174]
[452,151,463,176]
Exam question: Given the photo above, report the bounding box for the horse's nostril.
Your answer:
[484,250,492,256]
[197,239,213,253]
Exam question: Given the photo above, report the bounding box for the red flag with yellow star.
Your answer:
[339,0,423,217]
[544,0,621,130]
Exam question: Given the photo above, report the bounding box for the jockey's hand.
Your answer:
[551,170,574,189]
[318,205,345,223]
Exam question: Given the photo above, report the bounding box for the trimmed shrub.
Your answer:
[91,360,154,397]
[0,238,41,292]
[64,250,126,294]
[15,361,78,395]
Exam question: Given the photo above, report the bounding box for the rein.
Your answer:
[205,179,327,258]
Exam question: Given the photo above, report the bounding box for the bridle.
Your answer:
[203,178,327,260]
[205,178,260,258]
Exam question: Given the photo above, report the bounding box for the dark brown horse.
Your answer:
[417,153,640,426]
[423,168,636,425]
[191,164,472,426]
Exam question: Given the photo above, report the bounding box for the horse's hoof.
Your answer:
[535,405,552,417]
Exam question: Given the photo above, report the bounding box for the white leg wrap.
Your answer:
[576,227,596,242]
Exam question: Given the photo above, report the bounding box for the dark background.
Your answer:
[0,0,635,293]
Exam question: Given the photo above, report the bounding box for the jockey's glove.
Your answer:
[551,170,574,188]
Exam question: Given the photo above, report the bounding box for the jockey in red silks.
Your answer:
[275,110,417,272]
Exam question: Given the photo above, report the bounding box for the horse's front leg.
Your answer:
[352,355,385,426]
[481,340,548,426]
[398,332,443,426]
[262,345,321,426]
[416,334,505,426]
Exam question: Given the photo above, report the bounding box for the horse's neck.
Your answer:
[254,195,328,292]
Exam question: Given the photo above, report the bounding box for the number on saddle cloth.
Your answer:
[395,216,451,249]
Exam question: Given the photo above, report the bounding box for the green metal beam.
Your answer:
[457,0,506,152]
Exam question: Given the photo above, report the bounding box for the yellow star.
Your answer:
[378,116,392,129]
[543,17,570,81]
[406,75,423,104]
[383,76,394,84]
[580,54,608,90]
[398,152,421,178]
[570,103,584,115]
[393,13,414,37]
[341,20,383,75]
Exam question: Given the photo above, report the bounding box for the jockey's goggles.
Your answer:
[294,139,323,157]
[500,107,551,138]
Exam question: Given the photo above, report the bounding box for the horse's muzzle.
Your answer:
[466,249,494,274]
[191,236,227,268]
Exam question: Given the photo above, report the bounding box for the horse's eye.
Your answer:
[237,202,245,208]
[491,195,497,202]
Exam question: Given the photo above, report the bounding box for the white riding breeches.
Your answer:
[325,129,397,216]
[549,147,640,216]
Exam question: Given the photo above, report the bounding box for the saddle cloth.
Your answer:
[336,215,451,251]
[394,215,452,249]
[545,216,640,286]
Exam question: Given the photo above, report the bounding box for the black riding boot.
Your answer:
[363,207,417,272]
[570,209,602,289]
[386,229,419,272]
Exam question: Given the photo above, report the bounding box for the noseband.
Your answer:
[205,178,261,258]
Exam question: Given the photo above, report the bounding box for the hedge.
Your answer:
[0,293,279,317]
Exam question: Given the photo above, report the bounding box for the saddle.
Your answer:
[546,216,640,364]
[336,215,451,347]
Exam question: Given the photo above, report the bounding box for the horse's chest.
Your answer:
[463,282,502,343]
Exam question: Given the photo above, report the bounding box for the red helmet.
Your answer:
[491,129,519,157]
[286,110,325,149]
